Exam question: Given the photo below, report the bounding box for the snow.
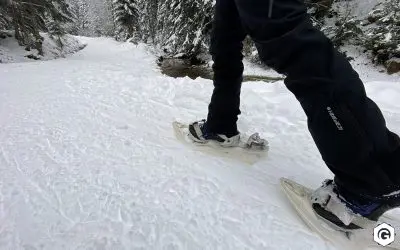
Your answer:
[0,32,86,63]
[1,37,399,250]
[243,59,284,79]
[343,44,400,79]
[384,32,392,42]
[351,0,380,19]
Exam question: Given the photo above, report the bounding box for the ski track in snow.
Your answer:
[0,37,399,250]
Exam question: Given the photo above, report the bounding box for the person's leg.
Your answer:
[233,0,400,197]
[205,0,247,137]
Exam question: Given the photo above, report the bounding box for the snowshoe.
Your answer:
[172,120,269,164]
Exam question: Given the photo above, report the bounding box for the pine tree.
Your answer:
[103,0,116,36]
[47,0,73,47]
[156,0,214,58]
[144,0,158,43]
[0,1,10,30]
[67,0,90,35]
[2,0,72,55]
[320,1,362,47]
[364,0,400,65]
[113,0,140,41]
[8,0,47,54]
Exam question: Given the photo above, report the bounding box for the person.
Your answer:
[187,0,400,230]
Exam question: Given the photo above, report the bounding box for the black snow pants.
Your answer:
[206,0,400,197]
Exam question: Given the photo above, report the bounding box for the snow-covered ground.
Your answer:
[1,37,399,250]
[0,32,86,63]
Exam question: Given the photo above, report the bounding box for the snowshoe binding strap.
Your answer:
[245,133,268,150]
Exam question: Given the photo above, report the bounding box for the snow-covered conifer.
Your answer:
[113,0,140,41]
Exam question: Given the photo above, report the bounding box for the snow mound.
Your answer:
[0,31,86,63]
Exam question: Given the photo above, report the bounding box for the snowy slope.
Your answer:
[0,37,399,250]
[0,32,86,63]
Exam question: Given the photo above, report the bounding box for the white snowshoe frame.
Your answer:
[280,177,400,249]
[172,121,269,164]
